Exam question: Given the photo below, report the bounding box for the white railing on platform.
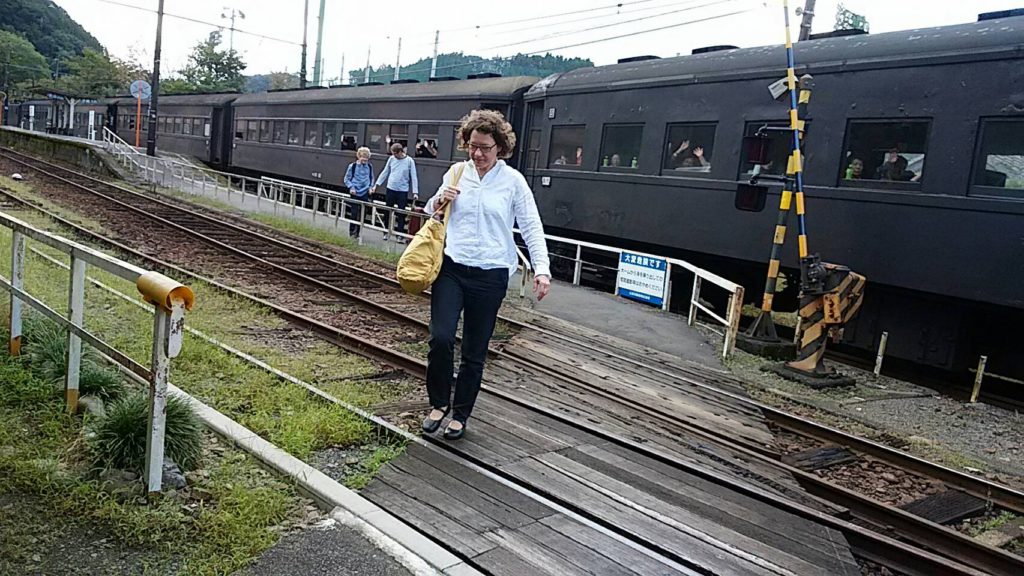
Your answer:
[0,209,194,494]
[99,140,743,357]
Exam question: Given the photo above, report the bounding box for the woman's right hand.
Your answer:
[437,186,459,209]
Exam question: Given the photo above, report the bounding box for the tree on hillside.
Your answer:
[245,71,299,93]
[60,49,127,97]
[0,0,103,64]
[159,78,195,95]
[179,32,246,93]
[0,30,50,94]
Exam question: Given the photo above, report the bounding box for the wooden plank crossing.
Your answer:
[362,396,861,575]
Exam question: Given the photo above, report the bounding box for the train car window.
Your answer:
[840,120,928,184]
[971,119,1024,197]
[415,125,439,158]
[549,125,585,168]
[128,115,137,131]
[341,123,358,150]
[663,123,715,174]
[322,121,338,149]
[305,122,320,147]
[174,117,184,135]
[273,121,286,144]
[246,120,258,142]
[738,122,793,178]
[183,117,193,136]
[157,117,165,133]
[452,126,469,160]
[599,124,643,169]
[288,121,303,145]
[203,119,211,138]
[388,124,409,151]
[259,120,272,143]
[525,128,542,169]
[366,124,386,152]
[235,119,245,140]
[192,118,202,136]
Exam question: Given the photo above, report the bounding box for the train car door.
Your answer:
[210,107,224,165]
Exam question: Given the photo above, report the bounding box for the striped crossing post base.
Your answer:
[786,261,866,376]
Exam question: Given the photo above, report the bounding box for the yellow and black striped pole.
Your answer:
[744,2,813,344]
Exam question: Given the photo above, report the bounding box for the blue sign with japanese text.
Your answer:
[616,251,668,307]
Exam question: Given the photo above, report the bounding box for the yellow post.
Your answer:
[970,355,988,403]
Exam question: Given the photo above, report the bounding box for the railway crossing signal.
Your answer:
[736,0,866,387]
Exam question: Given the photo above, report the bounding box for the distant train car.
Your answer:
[226,75,537,191]
[521,17,1024,377]
[152,93,238,167]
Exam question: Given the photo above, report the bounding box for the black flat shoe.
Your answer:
[443,421,465,440]
[421,406,450,433]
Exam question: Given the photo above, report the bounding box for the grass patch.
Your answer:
[346,443,407,490]
[0,352,300,575]
[88,392,203,472]
[966,511,1017,537]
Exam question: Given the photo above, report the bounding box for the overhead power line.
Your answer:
[365,5,755,81]
[91,0,301,46]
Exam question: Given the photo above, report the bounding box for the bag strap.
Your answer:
[437,161,467,225]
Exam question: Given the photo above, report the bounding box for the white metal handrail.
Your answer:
[104,147,743,356]
[0,209,193,494]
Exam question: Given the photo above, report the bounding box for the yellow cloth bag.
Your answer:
[396,162,467,294]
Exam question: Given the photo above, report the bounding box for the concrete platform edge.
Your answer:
[167,383,479,576]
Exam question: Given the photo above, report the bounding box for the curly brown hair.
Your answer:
[456,109,517,159]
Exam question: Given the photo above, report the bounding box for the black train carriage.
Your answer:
[227,75,538,193]
[521,16,1024,377]
[108,93,237,166]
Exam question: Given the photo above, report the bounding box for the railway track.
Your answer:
[1,147,1021,575]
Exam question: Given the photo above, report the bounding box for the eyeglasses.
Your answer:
[467,143,497,153]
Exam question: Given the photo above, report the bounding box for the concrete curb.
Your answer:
[168,383,481,576]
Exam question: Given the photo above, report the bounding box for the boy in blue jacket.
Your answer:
[343,146,374,238]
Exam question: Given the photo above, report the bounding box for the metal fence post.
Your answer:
[313,193,318,221]
[64,256,86,413]
[144,299,178,495]
[724,285,744,358]
[970,355,988,403]
[573,244,583,286]
[9,231,25,356]
[688,275,701,326]
[873,331,889,376]
[662,263,672,311]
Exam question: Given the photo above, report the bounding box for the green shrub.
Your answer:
[78,364,127,401]
[88,392,203,473]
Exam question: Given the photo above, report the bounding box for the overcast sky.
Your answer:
[57,0,1023,84]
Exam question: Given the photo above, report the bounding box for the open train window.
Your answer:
[548,125,585,168]
[452,125,468,160]
[246,120,258,142]
[341,123,358,150]
[971,119,1024,199]
[840,120,929,185]
[174,117,184,135]
[157,117,166,133]
[322,121,337,149]
[738,121,795,179]
[415,125,438,159]
[305,121,320,147]
[288,121,302,145]
[664,123,715,175]
[273,121,286,144]
[366,123,386,152]
[388,124,409,152]
[193,118,204,137]
[259,120,272,143]
[182,117,193,136]
[599,124,643,170]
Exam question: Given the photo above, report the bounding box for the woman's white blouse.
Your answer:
[424,160,551,278]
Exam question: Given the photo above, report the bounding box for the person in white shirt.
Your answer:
[420,109,551,440]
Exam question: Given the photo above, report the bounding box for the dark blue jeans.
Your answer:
[426,256,508,423]
[385,189,409,234]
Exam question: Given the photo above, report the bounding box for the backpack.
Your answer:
[345,161,374,187]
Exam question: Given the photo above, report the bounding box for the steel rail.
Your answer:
[0,157,1011,576]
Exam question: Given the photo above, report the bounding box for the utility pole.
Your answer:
[364,46,371,83]
[312,0,326,86]
[340,53,345,85]
[299,0,309,88]
[430,30,439,79]
[393,37,402,81]
[798,0,816,41]
[221,7,245,51]
[146,0,165,156]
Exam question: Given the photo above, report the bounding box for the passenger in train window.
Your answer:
[875,148,919,181]
[343,147,374,238]
[416,138,438,159]
[371,143,419,239]
[420,109,551,441]
[574,146,583,165]
[844,158,864,180]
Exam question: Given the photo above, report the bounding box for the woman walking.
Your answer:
[421,109,551,440]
